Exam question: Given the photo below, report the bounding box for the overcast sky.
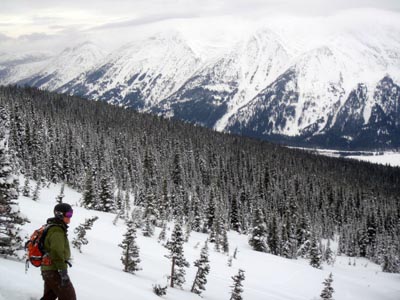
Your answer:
[1,0,400,53]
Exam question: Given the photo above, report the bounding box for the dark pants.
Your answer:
[41,270,76,300]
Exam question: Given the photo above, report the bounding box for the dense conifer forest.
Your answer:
[1,85,399,272]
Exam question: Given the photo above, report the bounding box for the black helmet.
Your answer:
[54,203,73,219]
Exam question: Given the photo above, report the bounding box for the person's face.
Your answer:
[63,209,73,224]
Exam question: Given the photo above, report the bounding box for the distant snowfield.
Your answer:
[293,147,400,167]
[1,181,399,300]
[346,152,400,167]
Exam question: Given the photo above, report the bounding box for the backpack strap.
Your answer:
[38,224,55,254]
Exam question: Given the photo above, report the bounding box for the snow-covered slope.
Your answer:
[14,42,106,90]
[0,52,52,86]
[58,32,201,110]
[1,180,399,300]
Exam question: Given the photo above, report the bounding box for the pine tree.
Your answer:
[249,208,269,252]
[191,241,210,295]
[0,106,25,257]
[211,214,229,253]
[324,239,334,265]
[165,223,189,288]
[119,221,141,274]
[309,235,322,269]
[98,174,114,212]
[123,190,131,220]
[72,216,99,253]
[381,241,400,273]
[230,269,245,300]
[296,214,312,257]
[222,226,230,254]
[230,195,241,233]
[22,177,30,197]
[158,222,167,243]
[320,273,334,300]
[153,284,168,296]
[56,183,65,203]
[32,181,40,201]
[82,168,96,209]
[205,190,216,232]
[142,190,157,237]
[115,188,123,212]
[267,215,279,255]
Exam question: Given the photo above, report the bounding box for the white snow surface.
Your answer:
[1,181,400,300]
[347,152,400,167]
[295,148,400,167]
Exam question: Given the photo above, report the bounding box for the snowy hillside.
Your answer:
[1,180,399,300]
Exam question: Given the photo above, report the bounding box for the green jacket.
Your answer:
[41,218,71,271]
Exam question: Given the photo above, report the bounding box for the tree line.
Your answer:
[0,85,399,273]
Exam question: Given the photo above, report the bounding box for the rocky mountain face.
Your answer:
[153,30,290,128]
[0,29,399,150]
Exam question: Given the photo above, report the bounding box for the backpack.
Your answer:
[25,224,53,269]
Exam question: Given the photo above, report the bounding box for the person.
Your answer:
[40,203,76,300]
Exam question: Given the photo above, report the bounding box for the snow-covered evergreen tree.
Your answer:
[210,214,229,253]
[296,214,312,257]
[115,188,123,212]
[191,192,203,232]
[191,241,210,295]
[230,269,245,300]
[222,225,230,254]
[119,220,141,274]
[381,241,400,273]
[309,235,322,269]
[82,168,96,209]
[72,216,99,253]
[158,222,167,243]
[142,191,157,237]
[165,223,189,288]
[56,183,65,203]
[230,195,241,233]
[324,239,335,265]
[0,106,25,257]
[98,174,114,212]
[249,208,269,252]
[32,181,40,201]
[320,273,334,300]
[267,215,279,255]
[123,190,131,220]
[22,177,30,197]
[153,284,167,296]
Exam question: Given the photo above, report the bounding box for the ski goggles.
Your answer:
[64,210,73,218]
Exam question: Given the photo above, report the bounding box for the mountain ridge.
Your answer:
[0,26,399,149]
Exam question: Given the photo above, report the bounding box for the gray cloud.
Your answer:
[88,12,200,31]
[1,0,399,55]
[2,0,400,16]
[17,32,54,42]
[0,33,12,42]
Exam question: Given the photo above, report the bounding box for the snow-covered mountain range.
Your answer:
[1,25,399,149]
